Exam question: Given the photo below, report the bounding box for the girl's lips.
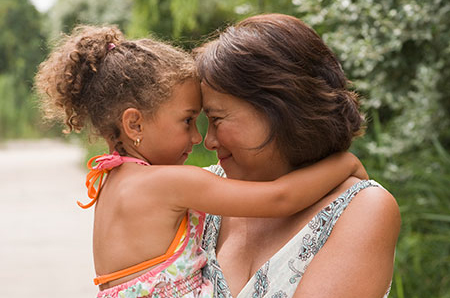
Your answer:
[183,150,192,158]
[181,152,191,161]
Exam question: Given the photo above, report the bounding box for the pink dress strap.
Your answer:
[77,151,150,209]
[93,151,150,170]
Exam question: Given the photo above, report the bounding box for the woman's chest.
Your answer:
[215,215,311,295]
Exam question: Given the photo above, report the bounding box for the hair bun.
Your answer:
[35,25,124,132]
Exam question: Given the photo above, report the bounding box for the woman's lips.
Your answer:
[218,155,231,164]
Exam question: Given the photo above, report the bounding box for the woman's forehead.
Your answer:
[201,82,242,111]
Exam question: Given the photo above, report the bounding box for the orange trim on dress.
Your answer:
[93,214,189,286]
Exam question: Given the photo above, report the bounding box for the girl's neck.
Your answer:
[108,143,151,164]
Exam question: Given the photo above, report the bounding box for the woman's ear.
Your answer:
[122,108,144,140]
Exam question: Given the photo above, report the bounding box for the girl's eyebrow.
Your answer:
[185,109,200,115]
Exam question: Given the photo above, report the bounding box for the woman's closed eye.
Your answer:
[209,116,222,125]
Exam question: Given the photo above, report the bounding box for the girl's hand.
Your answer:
[348,152,368,180]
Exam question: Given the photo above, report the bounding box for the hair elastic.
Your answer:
[107,43,116,51]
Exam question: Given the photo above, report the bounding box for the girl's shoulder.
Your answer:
[123,164,211,208]
[102,164,184,213]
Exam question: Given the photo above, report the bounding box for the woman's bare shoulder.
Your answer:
[302,176,400,239]
[324,177,401,271]
[330,176,398,211]
[343,177,400,225]
[293,177,400,298]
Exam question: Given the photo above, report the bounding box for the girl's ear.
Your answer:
[122,108,144,140]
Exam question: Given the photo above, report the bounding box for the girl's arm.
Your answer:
[153,151,367,217]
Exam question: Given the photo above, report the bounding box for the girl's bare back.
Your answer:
[93,164,186,287]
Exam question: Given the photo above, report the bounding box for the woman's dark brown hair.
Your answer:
[195,13,365,167]
[35,25,195,153]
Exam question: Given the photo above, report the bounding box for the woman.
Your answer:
[196,14,400,298]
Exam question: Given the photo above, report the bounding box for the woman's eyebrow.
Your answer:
[203,107,224,114]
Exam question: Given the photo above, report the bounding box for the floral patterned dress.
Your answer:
[97,209,213,298]
[202,167,391,298]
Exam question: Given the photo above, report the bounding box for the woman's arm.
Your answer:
[292,183,401,298]
[151,151,368,217]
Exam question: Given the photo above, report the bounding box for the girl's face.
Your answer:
[140,79,202,165]
[201,82,292,181]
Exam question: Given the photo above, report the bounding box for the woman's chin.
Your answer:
[221,167,243,180]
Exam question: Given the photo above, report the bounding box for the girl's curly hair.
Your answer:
[35,25,196,150]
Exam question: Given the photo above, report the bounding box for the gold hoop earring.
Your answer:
[134,138,141,147]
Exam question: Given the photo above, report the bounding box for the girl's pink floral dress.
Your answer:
[97,209,213,298]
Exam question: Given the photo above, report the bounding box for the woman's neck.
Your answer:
[236,159,294,182]
[260,164,294,181]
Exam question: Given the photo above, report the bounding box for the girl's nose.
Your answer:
[191,125,202,145]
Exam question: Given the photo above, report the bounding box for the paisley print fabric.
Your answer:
[201,171,391,298]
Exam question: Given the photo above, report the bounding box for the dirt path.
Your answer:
[0,139,97,297]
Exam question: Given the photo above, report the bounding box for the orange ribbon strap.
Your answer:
[93,214,189,285]
[77,155,109,209]
[77,152,151,209]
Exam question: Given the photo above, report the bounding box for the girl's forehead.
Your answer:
[166,79,202,111]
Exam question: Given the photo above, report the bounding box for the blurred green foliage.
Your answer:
[0,0,48,139]
[1,0,448,296]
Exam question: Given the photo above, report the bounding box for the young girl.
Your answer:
[35,25,366,298]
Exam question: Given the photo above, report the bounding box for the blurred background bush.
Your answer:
[1,0,448,297]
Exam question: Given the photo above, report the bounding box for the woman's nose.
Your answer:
[204,126,219,151]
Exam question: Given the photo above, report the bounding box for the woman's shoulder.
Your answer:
[291,177,400,297]
[317,177,398,213]
[294,177,400,247]
[325,177,401,241]
[339,177,399,219]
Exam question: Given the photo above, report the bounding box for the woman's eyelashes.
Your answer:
[208,116,221,125]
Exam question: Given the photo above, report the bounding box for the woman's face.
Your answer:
[201,82,292,181]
